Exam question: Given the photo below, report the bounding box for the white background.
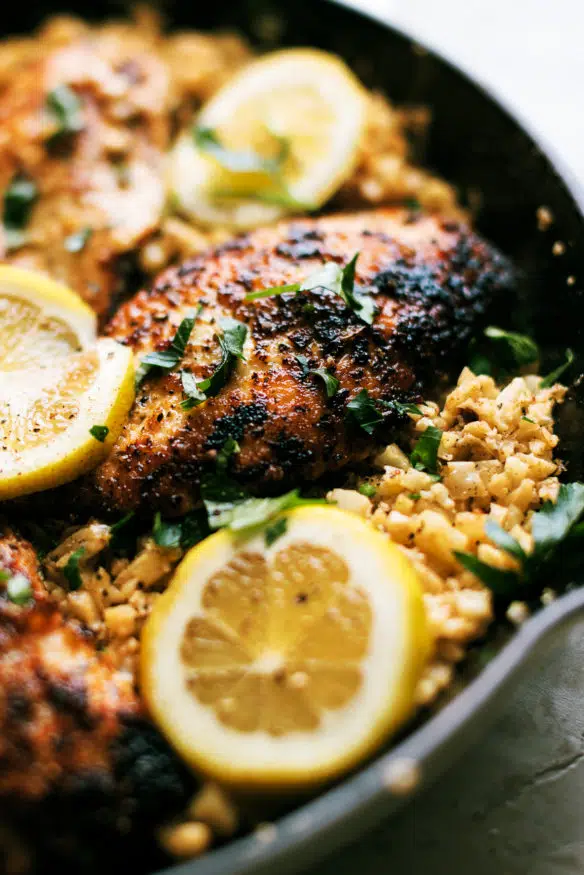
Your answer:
[346,0,584,184]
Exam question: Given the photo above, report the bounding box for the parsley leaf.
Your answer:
[64,226,92,253]
[181,317,248,410]
[194,125,289,176]
[63,548,85,591]
[484,520,527,562]
[214,490,326,533]
[216,436,240,469]
[469,326,539,378]
[294,357,339,397]
[346,389,384,435]
[46,85,84,142]
[245,253,378,325]
[540,348,575,388]
[3,174,37,251]
[180,511,211,549]
[455,483,584,602]
[5,573,33,606]
[152,512,183,549]
[265,516,288,546]
[379,400,423,417]
[136,308,200,386]
[89,425,109,443]
[109,511,135,539]
[359,483,377,498]
[409,425,443,475]
[454,552,520,598]
[531,482,584,563]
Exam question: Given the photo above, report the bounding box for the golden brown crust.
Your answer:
[95,208,514,514]
[0,26,170,318]
[0,526,139,800]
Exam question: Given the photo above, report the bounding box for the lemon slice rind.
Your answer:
[142,505,429,790]
[0,338,135,500]
[0,265,97,354]
[169,48,367,230]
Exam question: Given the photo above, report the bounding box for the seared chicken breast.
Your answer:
[0,527,193,872]
[94,208,514,514]
[0,23,171,318]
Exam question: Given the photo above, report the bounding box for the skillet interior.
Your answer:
[2,0,584,873]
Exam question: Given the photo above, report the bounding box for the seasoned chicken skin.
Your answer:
[95,208,514,514]
[0,526,138,799]
[0,21,171,318]
[0,527,193,872]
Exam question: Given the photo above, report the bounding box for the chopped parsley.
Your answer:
[89,424,109,443]
[540,348,575,388]
[346,388,384,435]
[358,483,377,498]
[46,85,84,143]
[152,512,183,549]
[201,439,326,534]
[408,492,421,501]
[5,573,33,606]
[181,317,247,409]
[468,326,539,378]
[63,548,85,591]
[136,308,200,386]
[64,226,92,253]
[246,253,378,325]
[109,511,136,539]
[455,482,584,602]
[295,356,339,397]
[3,174,37,251]
[409,425,443,476]
[379,400,423,417]
[194,125,289,176]
[265,516,288,547]
[522,416,535,424]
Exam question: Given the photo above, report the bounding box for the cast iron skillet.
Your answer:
[4,0,584,872]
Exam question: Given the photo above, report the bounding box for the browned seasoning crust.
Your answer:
[0,526,195,872]
[0,526,139,799]
[96,207,514,515]
[0,26,170,318]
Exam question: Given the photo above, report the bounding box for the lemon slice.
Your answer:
[0,265,96,371]
[169,49,367,230]
[141,505,429,790]
[0,338,134,500]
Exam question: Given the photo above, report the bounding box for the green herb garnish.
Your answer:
[136,308,200,386]
[522,416,535,424]
[469,326,539,378]
[346,389,384,435]
[540,348,575,388]
[295,356,339,397]
[455,483,584,601]
[408,492,421,501]
[379,400,423,417]
[181,317,247,410]
[409,425,443,476]
[152,512,183,549]
[6,573,33,606]
[3,175,37,251]
[46,85,84,142]
[358,483,377,498]
[210,489,327,533]
[109,511,135,538]
[89,425,109,443]
[63,548,85,591]
[216,436,241,469]
[246,253,378,325]
[194,125,289,176]
[64,226,92,253]
[265,516,288,546]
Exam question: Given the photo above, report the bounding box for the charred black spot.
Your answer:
[271,435,314,472]
[45,679,95,730]
[276,240,323,260]
[204,403,268,450]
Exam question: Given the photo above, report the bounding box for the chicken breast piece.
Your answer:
[94,208,514,515]
[0,21,171,319]
[0,526,193,871]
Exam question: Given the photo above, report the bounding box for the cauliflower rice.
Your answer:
[42,367,566,709]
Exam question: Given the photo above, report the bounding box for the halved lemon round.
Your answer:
[0,265,96,371]
[0,338,134,500]
[141,505,429,790]
[169,48,367,230]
